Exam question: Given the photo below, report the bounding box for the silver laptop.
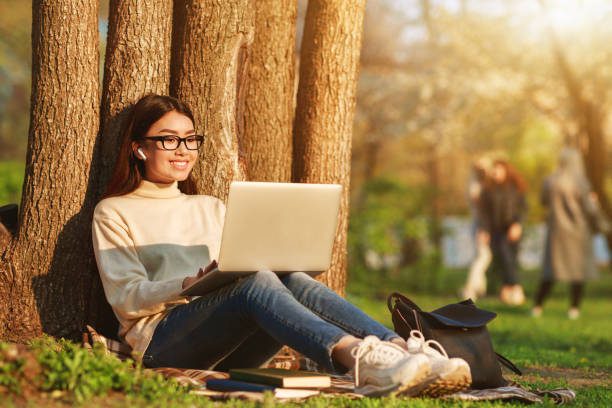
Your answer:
[180,181,342,296]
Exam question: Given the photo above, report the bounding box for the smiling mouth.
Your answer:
[170,160,189,169]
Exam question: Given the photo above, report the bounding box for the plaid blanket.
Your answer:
[446,385,576,405]
[82,325,132,360]
[83,325,575,404]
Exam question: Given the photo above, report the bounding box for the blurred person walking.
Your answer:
[532,147,608,320]
[479,160,527,306]
[460,158,492,300]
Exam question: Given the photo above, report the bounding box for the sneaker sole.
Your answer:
[420,363,471,397]
[392,359,432,396]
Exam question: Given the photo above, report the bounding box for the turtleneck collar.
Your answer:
[131,180,182,199]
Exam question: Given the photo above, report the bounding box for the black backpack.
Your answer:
[388,292,521,389]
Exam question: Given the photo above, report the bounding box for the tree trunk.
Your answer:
[427,142,442,249]
[0,0,99,341]
[293,0,366,295]
[90,0,174,338]
[536,0,612,253]
[421,0,437,43]
[97,0,173,195]
[170,0,254,200]
[542,14,612,252]
[579,103,612,251]
[242,0,296,182]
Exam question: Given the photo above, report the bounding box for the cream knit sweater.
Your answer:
[92,180,225,358]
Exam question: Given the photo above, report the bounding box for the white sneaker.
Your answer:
[531,306,542,318]
[568,307,580,320]
[511,285,526,306]
[351,336,431,396]
[404,330,472,397]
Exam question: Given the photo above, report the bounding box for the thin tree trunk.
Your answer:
[171,0,254,200]
[293,0,366,295]
[90,0,174,338]
[242,0,296,182]
[421,0,443,256]
[539,3,612,252]
[427,142,442,249]
[421,0,437,43]
[0,0,99,341]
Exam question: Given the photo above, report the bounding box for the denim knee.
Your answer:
[281,271,313,286]
[248,270,283,287]
[237,270,288,300]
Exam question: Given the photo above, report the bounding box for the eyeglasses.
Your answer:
[141,135,204,150]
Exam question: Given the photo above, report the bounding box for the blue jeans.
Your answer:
[143,271,399,372]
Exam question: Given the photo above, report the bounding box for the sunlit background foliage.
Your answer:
[2,0,612,282]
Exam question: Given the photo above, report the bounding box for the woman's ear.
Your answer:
[131,142,146,160]
[131,141,139,157]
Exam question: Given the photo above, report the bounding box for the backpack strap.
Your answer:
[496,352,522,375]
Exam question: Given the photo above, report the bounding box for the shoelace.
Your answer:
[351,337,407,385]
[408,329,449,359]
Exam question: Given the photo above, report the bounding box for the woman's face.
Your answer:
[493,163,507,184]
[133,110,199,184]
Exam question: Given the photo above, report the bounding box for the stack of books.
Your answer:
[205,368,332,399]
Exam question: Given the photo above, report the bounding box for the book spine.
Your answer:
[229,372,284,387]
[206,379,276,393]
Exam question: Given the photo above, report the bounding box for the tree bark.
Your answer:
[97,0,173,195]
[170,0,254,200]
[242,0,296,182]
[0,223,9,253]
[90,0,174,338]
[293,0,366,295]
[0,0,99,341]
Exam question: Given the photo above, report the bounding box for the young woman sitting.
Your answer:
[92,94,470,396]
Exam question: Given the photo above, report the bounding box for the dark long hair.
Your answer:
[492,159,526,193]
[101,94,198,199]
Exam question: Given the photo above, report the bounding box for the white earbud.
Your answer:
[137,147,147,161]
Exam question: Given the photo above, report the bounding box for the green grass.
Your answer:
[1,268,609,406]
[0,336,201,407]
[0,160,25,206]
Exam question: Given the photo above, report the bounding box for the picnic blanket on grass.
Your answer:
[83,325,575,404]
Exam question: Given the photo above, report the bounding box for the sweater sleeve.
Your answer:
[92,214,185,321]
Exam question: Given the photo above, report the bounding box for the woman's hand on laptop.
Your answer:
[182,260,218,289]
